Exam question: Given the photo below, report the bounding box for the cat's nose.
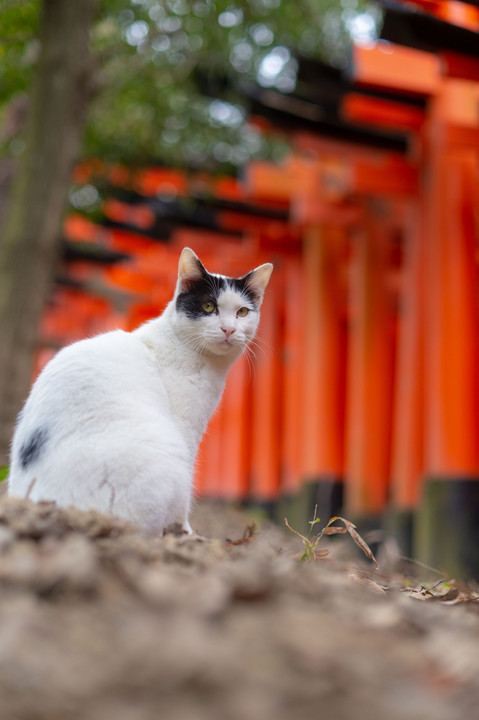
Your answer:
[221,326,236,339]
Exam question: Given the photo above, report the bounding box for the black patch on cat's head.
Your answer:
[19,427,48,470]
[228,274,258,307]
[176,264,261,319]
[176,273,227,319]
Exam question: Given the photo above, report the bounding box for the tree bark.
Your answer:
[0,0,98,462]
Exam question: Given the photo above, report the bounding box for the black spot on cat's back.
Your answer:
[19,427,49,470]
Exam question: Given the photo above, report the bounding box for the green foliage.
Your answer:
[1,0,379,168]
[85,0,333,168]
[0,0,39,135]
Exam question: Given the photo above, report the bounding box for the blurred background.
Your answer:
[1,0,479,577]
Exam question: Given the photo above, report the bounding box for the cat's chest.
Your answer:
[138,340,222,450]
[137,324,228,451]
[159,362,224,444]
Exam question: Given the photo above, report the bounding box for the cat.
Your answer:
[8,247,273,535]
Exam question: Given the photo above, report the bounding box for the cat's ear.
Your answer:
[177,247,206,292]
[245,262,273,307]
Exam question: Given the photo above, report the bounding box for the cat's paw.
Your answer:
[163,521,193,536]
[183,520,193,535]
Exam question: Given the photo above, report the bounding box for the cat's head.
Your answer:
[173,247,273,358]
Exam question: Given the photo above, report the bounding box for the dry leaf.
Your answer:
[225,522,257,546]
[329,516,379,570]
[322,526,347,536]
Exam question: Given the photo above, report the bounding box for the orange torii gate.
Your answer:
[244,0,479,574]
[246,148,417,533]
[350,3,479,579]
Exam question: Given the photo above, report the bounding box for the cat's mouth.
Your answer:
[209,336,242,355]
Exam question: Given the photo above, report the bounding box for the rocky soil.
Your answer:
[0,496,478,720]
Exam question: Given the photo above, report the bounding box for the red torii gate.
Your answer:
[352,10,479,581]
[246,148,415,529]
[244,0,479,575]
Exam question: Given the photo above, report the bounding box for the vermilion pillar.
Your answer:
[424,151,479,475]
[301,223,346,521]
[389,205,425,554]
[195,396,223,498]
[249,270,281,508]
[218,356,251,500]
[417,82,479,577]
[281,255,304,497]
[345,205,396,520]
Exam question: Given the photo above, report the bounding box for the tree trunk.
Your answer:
[0,0,98,463]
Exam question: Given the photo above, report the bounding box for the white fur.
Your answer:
[8,248,273,535]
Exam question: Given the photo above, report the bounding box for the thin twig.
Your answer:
[398,554,447,577]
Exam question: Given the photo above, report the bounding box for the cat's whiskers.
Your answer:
[183,331,231,357]
[243,344,257,381]
[240,334,270,381]
[248,336,270,359]
[245,342,257,360]
[182,334,209,355]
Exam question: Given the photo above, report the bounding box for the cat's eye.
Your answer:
[237,307,249,317]
[203,300,216,314]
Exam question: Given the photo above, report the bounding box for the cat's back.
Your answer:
[28,329,158,404]
[11,328,169,451]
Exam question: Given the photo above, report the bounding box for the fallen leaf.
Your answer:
[329,516,379,570]
[225,522,257,546]
[322,526,347,536]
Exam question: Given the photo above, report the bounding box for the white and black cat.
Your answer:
[8,247,273,535]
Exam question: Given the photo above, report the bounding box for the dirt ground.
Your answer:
[0,496,478,720]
